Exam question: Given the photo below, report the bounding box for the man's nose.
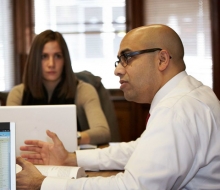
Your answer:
[114,63,125,76]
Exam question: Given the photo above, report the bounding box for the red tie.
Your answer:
[146,113,150,125]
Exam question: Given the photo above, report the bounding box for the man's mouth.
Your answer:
[119,80,128,89]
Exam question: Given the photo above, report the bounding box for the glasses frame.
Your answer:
[115,48,171,67]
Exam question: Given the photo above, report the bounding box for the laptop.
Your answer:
[0,122,16,190]
[0,105,77,156]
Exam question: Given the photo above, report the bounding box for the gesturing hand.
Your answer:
[20,130,70,166]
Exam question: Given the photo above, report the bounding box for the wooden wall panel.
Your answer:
[110,89,150,142]
[126,0,144,32]
[210,0,220,100]
[13,0,34,83]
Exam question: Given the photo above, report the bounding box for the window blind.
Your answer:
[144,0,212,88]
[0,0,15,91]
[33,0,126,89]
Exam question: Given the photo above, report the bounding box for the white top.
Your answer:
[41,71,220,190]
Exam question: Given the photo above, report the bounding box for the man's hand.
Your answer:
[16,157,46,190]
[20,130,76,166]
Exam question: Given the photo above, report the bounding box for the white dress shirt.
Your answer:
[41,71,220,190]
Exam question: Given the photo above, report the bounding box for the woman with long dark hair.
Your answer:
[7,30,110,145]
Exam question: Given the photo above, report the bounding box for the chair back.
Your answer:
[75,71,121,142]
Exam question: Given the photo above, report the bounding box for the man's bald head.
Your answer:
[115,24,187,103]
[123,24,185,63]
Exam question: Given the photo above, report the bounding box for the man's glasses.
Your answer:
[115,48,171,67]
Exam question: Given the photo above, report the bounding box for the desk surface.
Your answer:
[87,170,122,177]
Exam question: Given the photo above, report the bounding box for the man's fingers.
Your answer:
[20,145,42,152]
[21,153,42,159]
[24,140,43,146]
[25,158,44,165]
[20,154,45,165]
[16,157,24,165]
[16,157,29,168]
[46,130,63,146]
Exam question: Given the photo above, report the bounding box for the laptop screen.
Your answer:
[0,105,77,156]
[0,122,16,190]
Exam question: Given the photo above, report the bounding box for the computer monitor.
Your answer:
[0,122,16,190]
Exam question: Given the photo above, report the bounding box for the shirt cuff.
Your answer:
[41,177,68,190]
[75,149,100,171]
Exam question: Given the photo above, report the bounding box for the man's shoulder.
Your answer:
[157,75,217,111]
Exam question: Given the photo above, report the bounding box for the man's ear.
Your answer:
[158,50,170,71]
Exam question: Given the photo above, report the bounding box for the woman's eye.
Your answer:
[41,54,48,59]
[55,54,63,59]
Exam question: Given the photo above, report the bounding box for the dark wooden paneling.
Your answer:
[126,0,144,32]
[109,89,150,142]
[13,0,34,83]
[210,0,220,100]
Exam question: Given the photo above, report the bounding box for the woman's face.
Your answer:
[41,41,64,85]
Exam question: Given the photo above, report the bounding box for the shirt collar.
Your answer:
[150,71,187,114]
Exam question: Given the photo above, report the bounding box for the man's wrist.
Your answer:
[63,152,78,166]
[35,175,46,190]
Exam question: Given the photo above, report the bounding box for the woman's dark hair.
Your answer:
[23,30,78,99]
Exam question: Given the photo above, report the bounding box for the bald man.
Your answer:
[17,25,220,190]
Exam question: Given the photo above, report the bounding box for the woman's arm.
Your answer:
[6,84,24,105]
[76,81,111,145]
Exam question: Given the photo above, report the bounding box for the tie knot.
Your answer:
[146,113,150,124]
